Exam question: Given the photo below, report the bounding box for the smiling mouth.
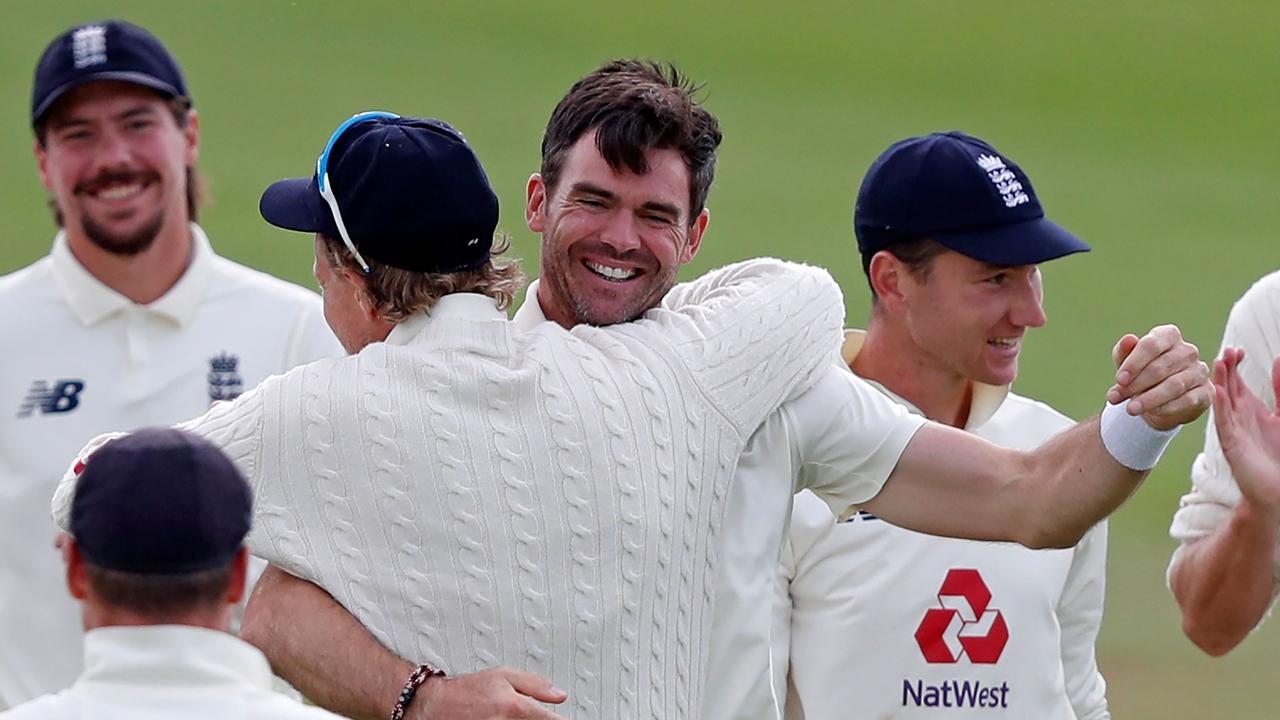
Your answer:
[584,260,639,282]
[92,183,146,202]
[988,337,1020,349]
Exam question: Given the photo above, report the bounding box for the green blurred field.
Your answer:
[3,1,1278,716]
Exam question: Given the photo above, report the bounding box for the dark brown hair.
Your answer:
[861,237,951,302]
[321,233,526,322]
[540,59,722,226]
[86,561,232,616]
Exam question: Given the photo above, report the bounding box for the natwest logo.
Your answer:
[914,568,1008,664]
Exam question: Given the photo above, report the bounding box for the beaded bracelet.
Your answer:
[389,663,447,720]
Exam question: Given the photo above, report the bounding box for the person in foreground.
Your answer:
[0,19,340,708]
[59,102,854,720]
[775,131,1109,720]
[0,428,342,720]
[1168,274,1280,656]
[62,70,1208,717]
[230,60,1208,717]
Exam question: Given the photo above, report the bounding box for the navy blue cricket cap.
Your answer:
[70,428,251,575]
[854,131,1090,266]
[32,20,189,127]
[259,115,499,273]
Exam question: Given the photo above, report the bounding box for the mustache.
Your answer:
[74,170,159,196]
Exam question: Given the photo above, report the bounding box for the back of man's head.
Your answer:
[259,114,524,327]
[540,59,723,225]
[67,428,251,628]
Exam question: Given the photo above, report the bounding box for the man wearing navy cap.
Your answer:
[0,429,342,720]
[193,66,1213,720]
[0,19,340,707]
[56,107,855,719]
[774,132,1112,719]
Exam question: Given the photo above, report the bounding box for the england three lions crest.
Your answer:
[208,352,244,403]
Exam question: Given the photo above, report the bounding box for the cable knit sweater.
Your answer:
[55,258,843,719]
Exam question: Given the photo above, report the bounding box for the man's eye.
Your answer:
[985,273,1007,285]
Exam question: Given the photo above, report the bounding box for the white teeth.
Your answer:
[586,261,637,281]
[989,338,1018,348]
[96,184,143,201]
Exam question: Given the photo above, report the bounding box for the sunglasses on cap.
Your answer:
[315,110,400,273]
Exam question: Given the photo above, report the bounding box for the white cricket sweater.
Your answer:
[56,258,844,720]
[0,226,339,708]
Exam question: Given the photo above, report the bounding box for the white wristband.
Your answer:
[1099,401,1180,471]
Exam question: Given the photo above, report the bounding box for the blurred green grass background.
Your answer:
[2,1,1277,716]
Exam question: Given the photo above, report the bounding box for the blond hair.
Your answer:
[320,234,526,323]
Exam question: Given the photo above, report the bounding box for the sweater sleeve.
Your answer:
[52,384,268,533]
[1170,273,1280,587]
[1057,520,1111,720]
[639,258,845,437]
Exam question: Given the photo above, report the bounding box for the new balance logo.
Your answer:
[838,509,880,523]
[16,379,86,417]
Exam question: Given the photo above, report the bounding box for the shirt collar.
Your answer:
[841,328,1009,431]
[50,223,213,328]
[80,625,272,690]
[385,292,507,346]
[512,278,550,331]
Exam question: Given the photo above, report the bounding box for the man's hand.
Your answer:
[1212,348,1280,518]
[414,667,568,720]
[1107,324,1212,430]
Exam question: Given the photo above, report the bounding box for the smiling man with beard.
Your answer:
[0,20,341,709]
[220,62,1213,720]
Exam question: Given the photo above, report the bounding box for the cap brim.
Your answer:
[33,72,184,125]
[259,176,330,235]
[935,216,1091,266]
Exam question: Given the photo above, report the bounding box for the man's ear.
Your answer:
[225,548,250,605]
[526,173,547,233]
[339,266,378,319]
[681,207,710,264]
[183,109,201,167]
[35,138,52,192]
[62,536,90,601]
[868,250,912,312]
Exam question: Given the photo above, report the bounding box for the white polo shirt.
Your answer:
[774,331,1110,720]
[515,282,927,720]
[0,225,341,708]
[58,259,872,719]
[0,626,343,720]
[1170,270,1280,591]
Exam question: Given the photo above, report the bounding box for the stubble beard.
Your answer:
[544,248,677,327]
[80,207,166,257]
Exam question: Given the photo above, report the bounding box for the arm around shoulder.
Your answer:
[652,258,845,435]
[52,383,270,533]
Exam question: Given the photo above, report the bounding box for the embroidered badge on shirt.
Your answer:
[16,379,86,417]
[208,352,244,403]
